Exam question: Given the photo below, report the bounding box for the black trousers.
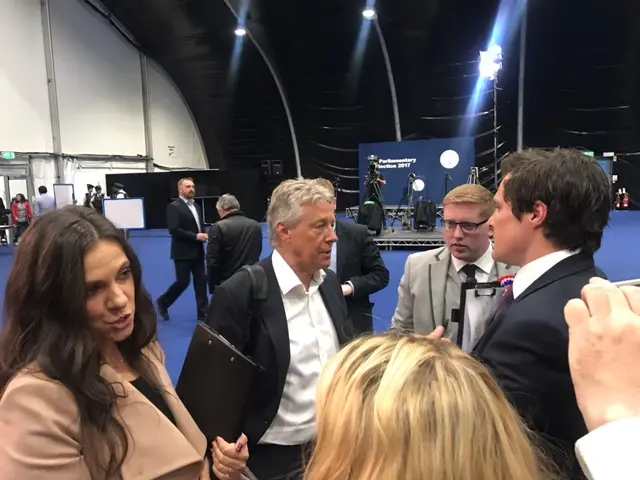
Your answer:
[246,443,311,480]
[160,253,208,318]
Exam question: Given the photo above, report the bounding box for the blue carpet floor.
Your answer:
[0,211,637,383]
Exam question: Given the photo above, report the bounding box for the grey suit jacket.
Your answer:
[392,246,519,340]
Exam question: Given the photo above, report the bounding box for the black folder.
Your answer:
[176,322,261,442]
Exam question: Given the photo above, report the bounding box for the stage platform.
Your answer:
[345,204,444,222]
[372,227,445,250]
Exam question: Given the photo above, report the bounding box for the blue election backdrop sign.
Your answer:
[358,138,475,205]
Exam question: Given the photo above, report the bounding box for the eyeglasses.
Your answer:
[443,218,489,233]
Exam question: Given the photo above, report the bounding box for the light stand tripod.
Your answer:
[389,176,415,232]
[441,171,453,199]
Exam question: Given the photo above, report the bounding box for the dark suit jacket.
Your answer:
[474,252,604,479]
[167,199,204,261]
[206,255,354,447]
[335,220,389,334]
[206,211,263,292]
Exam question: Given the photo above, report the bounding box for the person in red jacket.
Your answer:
[11,193,33,243]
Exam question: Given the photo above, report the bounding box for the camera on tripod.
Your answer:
[366,155,380,185]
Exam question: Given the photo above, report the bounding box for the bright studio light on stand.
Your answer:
[234,28,247,37]
[479,44,503,80]
[362,9,376,19]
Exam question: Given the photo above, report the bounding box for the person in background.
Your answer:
[0,197,8,245]
[393,184,518,345]
[474,148,611,479]
[34,185,55,216]
[11,193,32,243]
[0,207,245,479]
[91,185,105,214]
[304,333,558,480]
[157,178,209,321]
[111,183,128,199]
[206,194,262,293]
[332,218,389,334]
[83,184,94,208]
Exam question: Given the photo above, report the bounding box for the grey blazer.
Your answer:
[391,247,518,340]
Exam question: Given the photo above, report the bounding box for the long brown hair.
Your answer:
[0,207,159,478]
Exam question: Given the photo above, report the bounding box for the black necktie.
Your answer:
[460,264,478,284]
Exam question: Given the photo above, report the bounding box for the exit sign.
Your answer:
[1,151,15,160]
[584,151,595,157]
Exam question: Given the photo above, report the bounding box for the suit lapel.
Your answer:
[177,199,200,232]
[100,361,204,479]
[319,280,351,344]
[516,252,594,303]
[430,249,450,329]
[261,258,291,385]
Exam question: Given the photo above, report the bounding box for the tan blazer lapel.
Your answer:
[429,249,451,330]
[101,355,205,480]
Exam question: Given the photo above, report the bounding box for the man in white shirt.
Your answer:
[157,177,209,321]
[566,278,640,480]
[33,186,55,216]
[392,184,517,347]
[206,178,354,480]
[473,148,611,479]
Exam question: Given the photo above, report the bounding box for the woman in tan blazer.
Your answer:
[0,207,248,479]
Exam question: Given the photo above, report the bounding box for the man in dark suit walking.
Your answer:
[157,177,208,321]
[474,148,611,479]
[332,219,389,334]
[206,193,262,293]
[206,178,354,480]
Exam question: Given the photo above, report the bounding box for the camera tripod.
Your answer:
[364,177,387,227]
[389,177,417,232]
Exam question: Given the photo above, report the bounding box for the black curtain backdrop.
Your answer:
[104,0,640,204]
[106,170,265,229]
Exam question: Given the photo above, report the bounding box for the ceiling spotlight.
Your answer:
[234,28,247,37]
[440,150,460,169]
[479,44,503,80]
[362,9,376,19]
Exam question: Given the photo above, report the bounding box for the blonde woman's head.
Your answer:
[305,334,555,480]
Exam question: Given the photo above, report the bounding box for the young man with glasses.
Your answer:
[392,184,518,344]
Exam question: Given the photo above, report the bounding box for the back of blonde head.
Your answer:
[267,178,335,247]
[305,334,556,480]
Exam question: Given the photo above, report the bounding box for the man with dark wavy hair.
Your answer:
[474,148,611,479]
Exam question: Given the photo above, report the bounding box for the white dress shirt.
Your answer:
[451,245,495,348]
[576,418,640,480]
[260,250,339,445]
[512,249,580,299]
[180,196,201,232]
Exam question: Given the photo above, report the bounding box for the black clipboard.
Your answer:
[455,281,501,348]
[176,322,262,442]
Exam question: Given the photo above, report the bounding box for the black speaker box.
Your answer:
[414,200,436,230]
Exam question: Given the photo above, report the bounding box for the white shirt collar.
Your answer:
[180,196,193,205]
[272,250,326,296]
[451,243,494,275]
[512,249,580,299]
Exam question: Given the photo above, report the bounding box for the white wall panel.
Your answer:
[50,0,145,156]
[0,0,53,152]
[148,60,207,169]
